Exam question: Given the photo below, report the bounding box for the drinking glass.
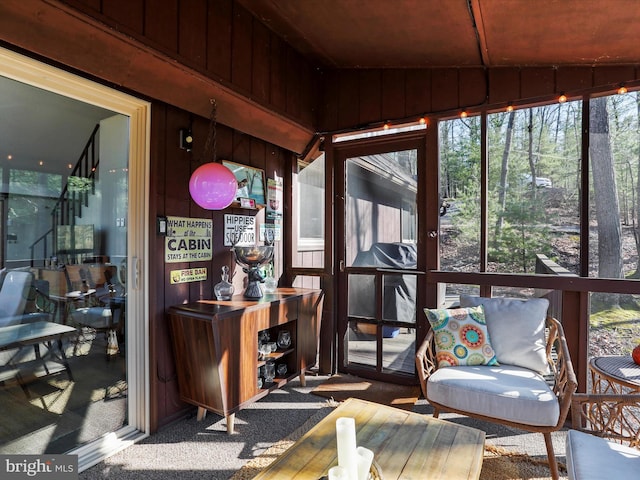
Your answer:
[264,360,276,383]
[277,330,291,349]
[258,343,271,360]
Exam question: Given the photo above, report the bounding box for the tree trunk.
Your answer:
[493,111,515,243]
[633,95,640,277]
[528,109,537,200]
[589,97,623,296]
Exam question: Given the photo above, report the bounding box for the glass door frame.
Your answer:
[0,47,151,470]
[333,131,430,384]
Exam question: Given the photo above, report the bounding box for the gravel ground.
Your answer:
[589,324,640,357]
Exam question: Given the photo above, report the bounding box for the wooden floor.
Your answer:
[0,331,127,454]
[347,327,416,374]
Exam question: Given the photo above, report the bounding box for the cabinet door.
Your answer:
[217,309,262,406]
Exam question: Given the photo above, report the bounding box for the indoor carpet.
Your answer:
[310,373,421,411]
[229,411,568,480]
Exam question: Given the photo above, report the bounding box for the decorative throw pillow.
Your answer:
[459,295,550,375]
[423,305,498,368]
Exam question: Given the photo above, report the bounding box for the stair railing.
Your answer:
[29,124,100,266]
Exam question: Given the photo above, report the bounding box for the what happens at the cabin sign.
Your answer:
[164,216,213,263]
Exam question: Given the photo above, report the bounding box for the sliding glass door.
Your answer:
[0,47,149,469]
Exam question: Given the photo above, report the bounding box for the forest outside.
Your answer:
[438,93,640,356]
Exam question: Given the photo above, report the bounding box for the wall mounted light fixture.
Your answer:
[179,128,193,151]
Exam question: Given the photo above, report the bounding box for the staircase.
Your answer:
[29,124,101,266]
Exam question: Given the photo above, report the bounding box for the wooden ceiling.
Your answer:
[238,0,640,68]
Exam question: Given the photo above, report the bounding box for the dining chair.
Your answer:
[0,270,35,327]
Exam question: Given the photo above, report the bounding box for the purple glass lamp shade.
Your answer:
[189,162,237,210]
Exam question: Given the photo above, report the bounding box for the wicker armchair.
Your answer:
[570,392,640,446]
[416,316,577,480]
[566,393,640,479]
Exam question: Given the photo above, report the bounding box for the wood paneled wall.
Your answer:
[319,66,640,132]
[62,0,317,129]
[150,102,291,428]
[0,0,315,152]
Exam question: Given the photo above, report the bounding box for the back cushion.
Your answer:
[424,305,499,368]
[459,295,550,374]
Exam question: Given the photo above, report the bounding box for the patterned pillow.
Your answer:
[424,305,499,368]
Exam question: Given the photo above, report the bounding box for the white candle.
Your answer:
[336,417,358,480]
[328,465,349,480]
[356,446,374,480]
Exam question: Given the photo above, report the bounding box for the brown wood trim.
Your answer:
[319,66,640,133]
[0,0,314,154]
[429,270,640,294]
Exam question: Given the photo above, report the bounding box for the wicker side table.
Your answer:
[578,356,640,446]
[590,355,640,394]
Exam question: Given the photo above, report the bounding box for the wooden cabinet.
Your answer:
[168,288,323,433]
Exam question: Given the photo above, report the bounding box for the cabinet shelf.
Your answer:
[257,348,295,366]
[258,373,299,392]
[169,288,323,434]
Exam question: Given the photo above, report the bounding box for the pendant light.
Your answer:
[189,100,237,210]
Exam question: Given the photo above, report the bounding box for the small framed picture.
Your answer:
[240,197,256,209]
[222,160,266,206]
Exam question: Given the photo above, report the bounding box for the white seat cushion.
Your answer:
[427,364,559,427]
[566,429,640,480]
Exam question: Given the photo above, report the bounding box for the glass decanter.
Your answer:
[214,265,234,300]
[263,263,278,293]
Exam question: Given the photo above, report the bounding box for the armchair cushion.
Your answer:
[566,429,640,480]
[424,305,498,367]
[459,295,550,374]
[427,364,560,427]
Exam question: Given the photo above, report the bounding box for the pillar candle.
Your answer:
[356,446,374,480]
[336,417,358,480]
[328,465,349,480]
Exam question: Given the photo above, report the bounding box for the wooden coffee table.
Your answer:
[253,397,485,479]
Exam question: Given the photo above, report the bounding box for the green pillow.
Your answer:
[424,305,499,368]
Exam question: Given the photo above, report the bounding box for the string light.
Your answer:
[506,104,514,112]
[460,111,468,118]
[419,117,426,125]
[618,85,628,95]
[383,122,391,130]
[558,93,567,103]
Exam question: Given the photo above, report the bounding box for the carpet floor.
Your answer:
[80,375,569,480]
[311,373,421,411]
